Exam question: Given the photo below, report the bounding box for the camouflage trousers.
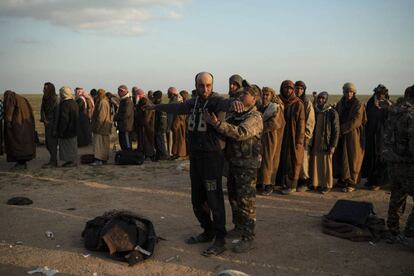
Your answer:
[387,164,414,237]
[227,165,257,240]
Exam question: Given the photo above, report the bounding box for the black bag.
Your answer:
[322,200,388,242]
[326,199,373,226]
[80,154,95,164]
[82,210,157,266]
[115,150,145,165]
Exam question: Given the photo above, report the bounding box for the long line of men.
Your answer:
[0,74,413,255]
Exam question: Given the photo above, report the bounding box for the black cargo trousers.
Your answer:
[190,152,226,240]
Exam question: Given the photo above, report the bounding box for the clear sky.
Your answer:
[0,0,413,94]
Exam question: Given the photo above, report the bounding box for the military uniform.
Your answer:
[384,98,414,237]
[215,106,263,241]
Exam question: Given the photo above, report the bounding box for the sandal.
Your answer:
[185,233,214,244]
[201,243,226,257]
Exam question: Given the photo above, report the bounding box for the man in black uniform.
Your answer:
[144,72,241,257]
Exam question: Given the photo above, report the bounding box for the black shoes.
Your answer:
[186,232,214,244]
[62,161,77,167]
[201,239,226,257]
[320,187,331,195]
[42,162,57,169]
[261,185,274,195]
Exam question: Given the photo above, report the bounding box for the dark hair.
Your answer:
[42,82,57,108]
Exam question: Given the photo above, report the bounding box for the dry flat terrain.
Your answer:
[0,93,412,275]
[0,145,413,276]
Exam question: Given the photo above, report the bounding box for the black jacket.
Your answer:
[114,97,134,132]
[58,99,79,139]
[155,93,232,157]
[310,106,339,151]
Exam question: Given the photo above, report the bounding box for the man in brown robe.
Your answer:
[3,90,36,169]
[275,80,305,195]
[169,88,187,159]
[91,89,112,165]
[257,87,285,195]
[134,89,155,159]
[333,82,367,192]
[166,87,179,157]
[295,81,315,191]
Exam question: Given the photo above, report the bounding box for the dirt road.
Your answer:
[0,145,412,275]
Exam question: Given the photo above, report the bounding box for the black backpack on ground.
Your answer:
[81,210,157,266]
[80,154,95,164]
[115,150,145,165]
[322,200,388,242]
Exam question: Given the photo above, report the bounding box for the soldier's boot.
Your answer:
[226,227,242,239]
[232,238,254,253]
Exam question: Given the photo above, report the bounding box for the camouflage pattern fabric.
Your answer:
[384,98,414,237]
[215,106,262,240]
[227,165,257,240]
[387,164,414,237]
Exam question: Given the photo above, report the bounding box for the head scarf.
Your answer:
[97,88,107,101]
[315,91,330,112]
[118,85,130,99]
[279,80,298,105]
[59,86,73,101]
[343,82,357,93]
[294,80,307,101]
[373,84,390,99]
[262,86,276,99]
[294,80,307,92]
[75,87,95,109]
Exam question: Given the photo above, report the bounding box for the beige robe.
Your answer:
[310,112,333,188]
[333,97,367,186]
[300,98,315,180]
[91,98,112,161]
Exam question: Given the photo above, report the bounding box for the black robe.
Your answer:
[361,96,391,186]
[76,98,92,147]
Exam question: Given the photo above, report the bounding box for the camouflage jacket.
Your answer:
[382,98,414,163]
[216,106,263,168]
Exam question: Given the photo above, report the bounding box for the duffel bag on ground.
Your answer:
[115,150,145,165]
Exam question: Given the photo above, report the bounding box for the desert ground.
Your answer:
[0,143,413,276]
[0,94,412,276]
